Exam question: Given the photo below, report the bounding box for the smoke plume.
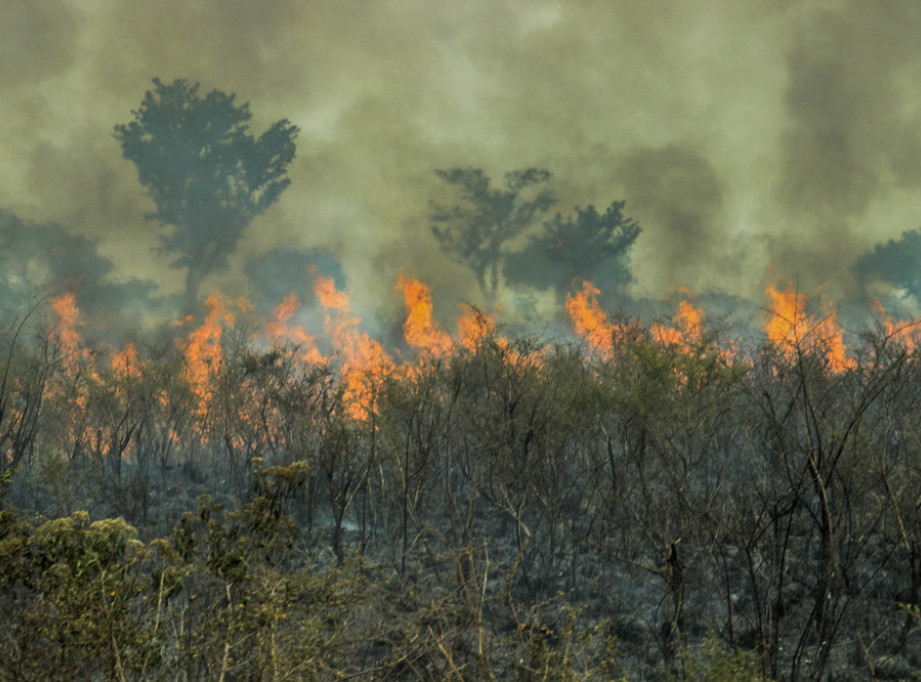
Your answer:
[1,1,920,324]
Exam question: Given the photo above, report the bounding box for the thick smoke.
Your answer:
[244,248,345,314]
[616,145,724,295]
[2,1,921,322]
[775,1,921,295]
[0,210,158,337]
[1,2,77,91]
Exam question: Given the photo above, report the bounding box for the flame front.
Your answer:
[24,270,912,482]
[40,274,883,443]
[397,274,453,356]
[180,293,234,423]
[764,283,853,372]
[267,293,325,365]
[565,281,618,356]
[315,276,393,420]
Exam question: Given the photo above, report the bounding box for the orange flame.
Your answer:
[180,294,235,421]
[50,292,81,351]
[266,293,326,365]
[872,300,921,351]
[764,283,854,372]
[50,292,96,378]
[397,274,453,356]
[49,292,102,457]
[314,276,393,420]
[565,281,619,356]
[314,276,351,311]
[110,342,141,378]
[675,300,704,339]
[651,300,706,350]
[457,304,497,351]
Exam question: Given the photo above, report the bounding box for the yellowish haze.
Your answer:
[2,1,921,311]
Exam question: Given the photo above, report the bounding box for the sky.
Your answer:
[3,0,921,323]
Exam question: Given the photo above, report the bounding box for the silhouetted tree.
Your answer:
[854,227,921,300]
[0,210,156,330]
[115,78,299,314]
[505,201,640,296]
[429,167,555,300]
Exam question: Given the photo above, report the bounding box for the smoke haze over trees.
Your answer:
[243,247,345,313]
[855,228,921,301]
[2,2,921,313]
[428,166,642,304]
[505,200,641,298]
[0,210,157,335]
[429,167,555,301]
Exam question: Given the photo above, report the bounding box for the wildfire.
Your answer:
[651,300,706,350]
[396,274,453,356]
[50,292,96,379]
[180,293,235,420]
[267,293,326,365]
[42,272,896,439]
[314,275,394,420]
[764,283,854,372]
[565,281,619,356]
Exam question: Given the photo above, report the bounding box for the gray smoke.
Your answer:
[616,145,724,295]
[0,210,158,338]
[1,1,920,322]
[774,1,921,295]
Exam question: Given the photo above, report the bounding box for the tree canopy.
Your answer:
[505,201,641,296]
[854,227,921,299]
[114,78,299,314]
[429,167,555,300]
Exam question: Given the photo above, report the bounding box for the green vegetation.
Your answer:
[5,303,921,679]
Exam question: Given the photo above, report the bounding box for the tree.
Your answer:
[115,78,299,314]
[0,210,156,329]
[505,201,641,296]
[854,228,921,300]
[429,167,555,300]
